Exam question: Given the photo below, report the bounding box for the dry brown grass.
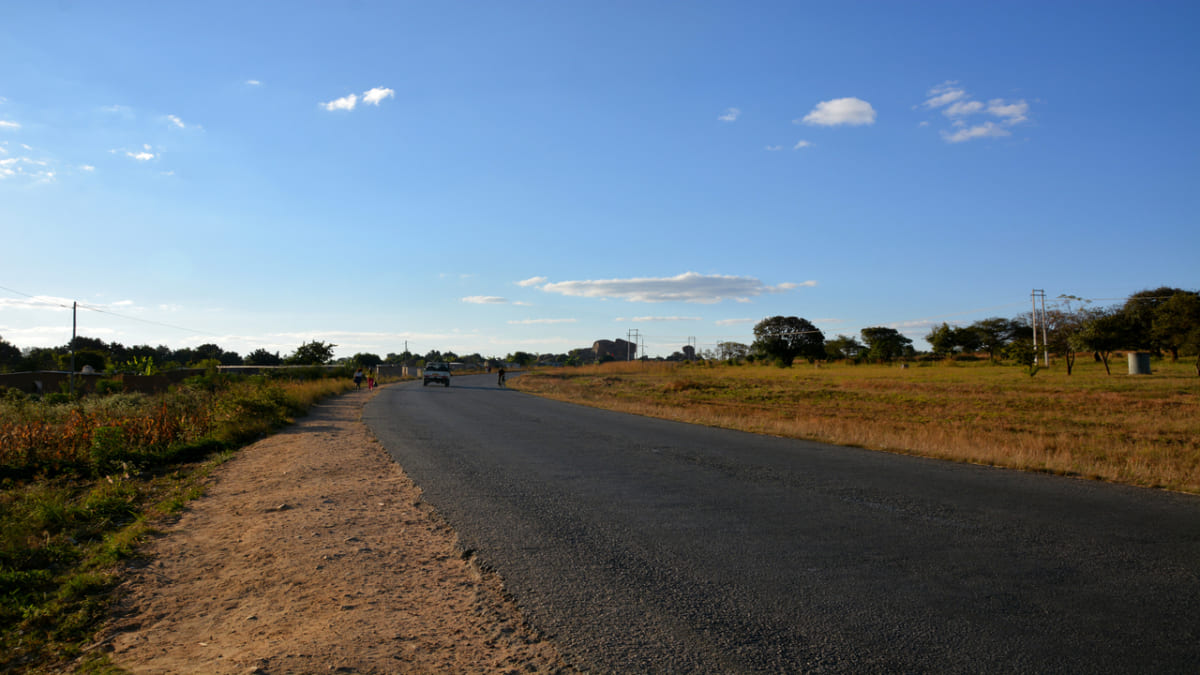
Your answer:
[510,358,1200,494]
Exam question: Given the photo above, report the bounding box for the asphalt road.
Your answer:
[363,374,1200,673]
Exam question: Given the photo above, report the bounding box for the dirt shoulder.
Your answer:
[101,386,573,674]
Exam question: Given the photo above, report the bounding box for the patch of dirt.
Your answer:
[101,388,574,674]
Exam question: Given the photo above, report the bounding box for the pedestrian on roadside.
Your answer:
[367,372,376,390]
[353,368,364,390]
[497,367,506,387]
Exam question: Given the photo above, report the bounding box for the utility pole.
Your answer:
[69,301,77,396]
[1031,289,1049,367]
[1039,290,1049,366]
[688,336,697,361]
[1031,290,1038,365]
[626,329,640,361]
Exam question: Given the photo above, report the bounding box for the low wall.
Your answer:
[0,370,202,395]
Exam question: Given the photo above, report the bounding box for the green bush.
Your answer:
[95,378,123,396]
[89,426,128,477]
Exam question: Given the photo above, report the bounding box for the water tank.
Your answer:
[1127,352,1151,375]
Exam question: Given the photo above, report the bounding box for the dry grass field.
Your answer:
[510,358,1200,494]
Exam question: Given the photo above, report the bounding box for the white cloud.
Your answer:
[922,82,1032,142]
[718,107,741,122]
[462,296,508,304]
[363,87,395,106]
[715,318,757,326]
[764,145,783,151]
[793,140,812,150]
[941,122,1011,143]
[988,99,1029,125]
[923,81,966,109]
[0,295,130,311]
[245,79,262,86]
[321,93,358,112]
[538,272,803,304]
[0,156,55,182]
[517,276,548,287]
[0,120,19,130]
[618,316,703,323]
[127,150,155,161]
[79,164,95,172]
[508,318,578,325]
[799,97,876,127]
[943,100,984,117]
[167,114,185,129]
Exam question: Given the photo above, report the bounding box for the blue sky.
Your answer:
[2,2,1197,360]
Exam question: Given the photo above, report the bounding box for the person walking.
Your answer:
[497,366,506,387]
[367,372,376,390]
[353,368,364,390]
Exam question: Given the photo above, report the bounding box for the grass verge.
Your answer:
[510,358,1200,494]
[0,375,357,673]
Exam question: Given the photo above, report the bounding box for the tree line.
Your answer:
[3,287,1195,376]
[733,287,1200,375]
[0,337,514,375]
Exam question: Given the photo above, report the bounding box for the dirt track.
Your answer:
[101,387,574,674]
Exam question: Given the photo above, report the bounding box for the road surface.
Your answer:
[363,374,1200,673]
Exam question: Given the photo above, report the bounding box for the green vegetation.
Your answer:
[0,374,355,673]
[512,358,1200,494]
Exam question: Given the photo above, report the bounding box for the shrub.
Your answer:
[89,426,128,477]
[95,379,124,396]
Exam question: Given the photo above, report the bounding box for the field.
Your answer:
[510,358,1200,494]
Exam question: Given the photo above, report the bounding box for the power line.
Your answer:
[0,284,219,338]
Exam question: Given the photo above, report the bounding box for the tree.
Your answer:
[1075,308,1132,375]
[967,317,1018,361]
[244,349,283,366]
[286,340,337,365]
[860,327,913,362]
[1151,292,1200,371]
[1122,287,1188,354]
[60,350,107,372]
[507,351,537,367]
[0,335,20,372]
[752,316,825,367]
[925,323,957,357]
[1148,290,1200,362]
[1038,308,1085,375]
[386,351,415,365]
[351,352,383,368]
[716,341,750,362]
[195,343,242,366]
[19,347,58,372]
[825,334,864,361]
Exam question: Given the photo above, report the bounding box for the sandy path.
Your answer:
[102,387,574,674]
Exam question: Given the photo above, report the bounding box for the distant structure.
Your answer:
[682,345,696,361]
[592,338,637,361]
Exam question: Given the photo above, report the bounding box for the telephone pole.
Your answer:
[626,329,640,361]
[69,301,77,396]
[1031,289,1048,366]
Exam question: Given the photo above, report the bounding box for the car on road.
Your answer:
[423,362,451,387]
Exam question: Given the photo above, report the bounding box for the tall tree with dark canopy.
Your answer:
[286,340,337,365]
[1150,292,1200,371]
[860,326,913,362]
[752,316,825,366]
